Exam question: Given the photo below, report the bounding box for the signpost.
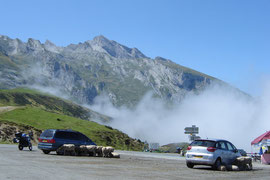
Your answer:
[184,125,200,141]
[184,125,199,134]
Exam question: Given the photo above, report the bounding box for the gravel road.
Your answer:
[0,144,269,180]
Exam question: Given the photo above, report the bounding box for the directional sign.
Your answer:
[184,125,199,134]
[189,135,201,141]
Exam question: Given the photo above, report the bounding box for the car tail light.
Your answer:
[47,139,55,143]
[187,146,192,151]
[38,138,55,143]
[207,147,216,152]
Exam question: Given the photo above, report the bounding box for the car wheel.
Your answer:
[18,145,23,151]
[186,162,194,168]
[42,150,50,154]
[213,158,222,170]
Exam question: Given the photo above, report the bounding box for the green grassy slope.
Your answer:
[0,89,144,150]
[0,88,110,122]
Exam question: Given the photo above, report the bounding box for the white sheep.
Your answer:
[56,144,76,156]
[86,145,97,156]
[233,156,252,170]
[95,146,103,157]
[102,146,114,158]
[76,145,88,156]
[111,152,120,158]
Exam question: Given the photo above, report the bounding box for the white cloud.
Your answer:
[90,82,270,152]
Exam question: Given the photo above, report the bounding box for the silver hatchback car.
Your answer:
[185,139,241,169]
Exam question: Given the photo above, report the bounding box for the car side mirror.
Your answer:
[233,149,238,153]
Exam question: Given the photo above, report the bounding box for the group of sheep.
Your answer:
[56,144,120,158]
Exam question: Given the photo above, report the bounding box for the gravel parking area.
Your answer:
[0,144,269,180]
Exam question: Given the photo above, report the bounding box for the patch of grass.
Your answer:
[0,107,144,150]
[0,88,43,94]
[0,88,110,122]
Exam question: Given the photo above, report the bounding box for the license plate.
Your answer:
[42,140,48,142]
[194,156,203,158]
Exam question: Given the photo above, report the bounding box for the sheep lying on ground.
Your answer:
[102,146,114,157]
[218,156,252,171]
[76,145,88,156]
[56,144,76,156]
[111,152,120,158]
[218,165,240,171]
[56,145,119,158]
[95,146,103,157]
[232,156,252,171]
[86,145,97,157]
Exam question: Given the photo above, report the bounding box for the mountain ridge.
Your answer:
[0,34,227,106]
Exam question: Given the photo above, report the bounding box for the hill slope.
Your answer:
[0,88,110,123]
[0,89,143,150]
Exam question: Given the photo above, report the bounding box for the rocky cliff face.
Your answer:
[0,35,219,106]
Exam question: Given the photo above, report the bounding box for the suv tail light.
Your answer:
[207,147,216,152]
[187,146,192,151]
[48,139,56,143]
[38,138,55,143]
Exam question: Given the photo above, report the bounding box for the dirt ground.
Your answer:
[0,144,269,180]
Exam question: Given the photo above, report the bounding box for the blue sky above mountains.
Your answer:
[1,0,269,96]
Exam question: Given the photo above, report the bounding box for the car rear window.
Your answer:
[55,131,72,139]
[191,140,216,147]
[55,131,82,140]
[40,130,54,138]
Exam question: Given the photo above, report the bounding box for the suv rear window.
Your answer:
[54,131,83,140]
[41,130,54,138]
[55,131,72,139]
[191,140,216,147]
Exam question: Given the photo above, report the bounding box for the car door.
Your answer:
[226,142,239,164]
[218,141,229,165]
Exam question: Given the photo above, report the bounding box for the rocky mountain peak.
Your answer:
[44,40,60,53]
[0,34,230,107]
[27,38,43,50]
[0,35,10,41]
[88,35,147,59]
[44,40,55,46]
[92,35,111,45]
[155,56,169,61]
[0,35,25,55]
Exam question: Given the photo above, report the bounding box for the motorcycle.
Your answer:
[13,132,33,151]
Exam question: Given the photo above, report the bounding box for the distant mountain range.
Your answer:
[0,34,224,106]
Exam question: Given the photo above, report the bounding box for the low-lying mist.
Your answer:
[89,83,270,152]
[25,61,269,152]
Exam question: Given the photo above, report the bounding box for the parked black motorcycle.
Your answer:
[13,132,33,151]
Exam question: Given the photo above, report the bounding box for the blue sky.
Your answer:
[0,0,269,95]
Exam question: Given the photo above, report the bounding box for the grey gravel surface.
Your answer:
[0,144,269,180]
